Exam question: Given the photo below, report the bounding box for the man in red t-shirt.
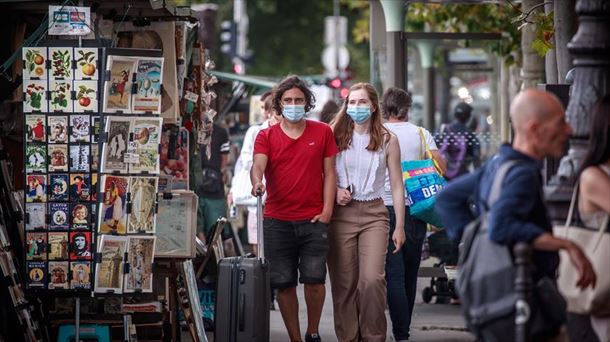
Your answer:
[251,75,338,342]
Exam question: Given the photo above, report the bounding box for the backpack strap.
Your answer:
[486,160,520,210]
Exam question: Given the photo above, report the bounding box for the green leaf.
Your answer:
[531,38,552,57]
[86,89,95,94]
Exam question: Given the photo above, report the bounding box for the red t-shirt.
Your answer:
[253,120,338,221]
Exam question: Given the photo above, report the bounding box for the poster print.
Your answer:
[70,203,90,230]
[22,47,47,80]
[132,58,163,114]
[49,47,73,80]
[69,231,92,260]
[103,56,136,113]
[26,175,47,203]
[26,232,47,260]
[70,261,91,289]
[49,80,73,112]
[25,115,46,143]
[69,145,90,172]
[26,261,46,289]
[49,174,69,201]
[48,202,69,230]
[26,144,46,173]
[127,177,157,233]
[91,116,100,143]
[91,173,98,201]
[91,144,99,172]
[48,115,69,144]
[70,173,91,202]
[74,48,98,80]
[98,175,128,234]
[47,144,68,172]
[95,235,127,294]
[160,126,189,190]
[101,117,131,173]
[73,80,97,113]
[25,203,46,231]
[48,232,69,260]
[48,261,69,289]
[124,236,155,293]
[131,118,162,174]
[70,114,91,143]
[23,80,47,113]
[155,192,196,258]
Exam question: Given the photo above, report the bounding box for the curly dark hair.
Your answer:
[272,75,316,115]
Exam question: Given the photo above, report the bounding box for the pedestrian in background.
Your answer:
[319,99,339,124]
[439,102,481,180]
[328,83,405,342]
[251,75,338,342]
[437,89,596,341]
[381,87,446,342]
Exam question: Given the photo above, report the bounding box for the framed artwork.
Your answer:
[48,115,69,144]
[48,144,69,172]
[49,80,73,112]
[101,116,131,173]
[74,47,98,80]
[23,80,48,113]
[69,173,91,202]
[95,235,128,294]
[73,80,98,113]
[132,58,164,114]
[98,175,129,234]
[48,261,69,289]
[26,145,46,173]
[49,174,69,201]
[22,47,47,80]
[49,47,73,80]
[103,56,136,113]
[130,118,162,174]
[70,261,91,289]
[48,203,69,230]
[69,231,92,260]
[48,232,69,260]
[124,236,155,293]
[25,203,46,231]
[26,261,46,289]
[25,115,46,143]
[26,175,47,203]
[69,145,90,172]
[127,177,158,234]
[70,114,91,143]
[154,191,197,258]
[26,232,47,260]
[160,126,189,190]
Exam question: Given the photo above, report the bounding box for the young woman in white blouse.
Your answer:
[328,83,406,342]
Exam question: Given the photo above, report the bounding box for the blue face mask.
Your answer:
[346,106,372,124]
[282,105,306,123]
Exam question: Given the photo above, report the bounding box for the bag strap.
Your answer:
[486,160,520,210]
[418,127,425,160]
[564,183,579,227]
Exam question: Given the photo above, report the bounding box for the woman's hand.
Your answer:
[392,227,406,254]
[336,187,352,206]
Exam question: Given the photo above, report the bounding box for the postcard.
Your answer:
[74,80,98,113]
[49,174,69,201]
[25,115,46,143]
[23,80,47,113]
[91,144,99,172]
[160,126,189,190]
[101,116,131,173]
[23,47,47,80]
[26,261,46,289]
[91,116,101,143]
[48,232,69,260]
[48,202,69,230]
[91,173,98,202]
[130,118,162,174]
[155,192,197,258]
[48,261,69,289]
[49,80,73,112]
[48,144,69,172]
[70,261,91,289]
[95,235,128,294]
[69,173,91,202]
[49,47,73,80]
[98,175,129,234]
[132,58,164,114]
[69,145,90,172]
[70,203,90,230]
[103,56,136,113]
[69,231,92,260]
[74,48,98,80]
[26,232,47,260]
[70,114,91,143]
[26,175,47,203]
[127,177,157,234]
[48,115,69,143]
[124,236,155,293]
[25,203,46,231]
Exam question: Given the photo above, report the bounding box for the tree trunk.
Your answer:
[554,0,577,83]
[545,1,558,84]
[521,0,546,89]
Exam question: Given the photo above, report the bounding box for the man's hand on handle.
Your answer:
[251,181,266,197]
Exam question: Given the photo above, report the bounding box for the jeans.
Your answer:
[385,206,427,340]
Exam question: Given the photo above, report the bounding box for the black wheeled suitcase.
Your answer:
[215,195,270,342]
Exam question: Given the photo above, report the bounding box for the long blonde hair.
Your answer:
[330,82,390,151]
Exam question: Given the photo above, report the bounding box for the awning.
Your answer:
[209,70,276,90]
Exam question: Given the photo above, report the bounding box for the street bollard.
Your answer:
[514,243,533,342]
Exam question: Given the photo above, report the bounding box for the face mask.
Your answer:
[346,106,372,124]
[282,105,306,122]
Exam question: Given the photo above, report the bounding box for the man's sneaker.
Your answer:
[305,333,321,342]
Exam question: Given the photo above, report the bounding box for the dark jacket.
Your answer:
[436,144,559,279]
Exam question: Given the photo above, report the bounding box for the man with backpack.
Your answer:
[439,102,481,180]
[436,89,596,341]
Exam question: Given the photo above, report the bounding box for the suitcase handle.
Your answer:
[238,293,246,332]
[256,194,264,259]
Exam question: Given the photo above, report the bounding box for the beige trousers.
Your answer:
[328,199,389,342]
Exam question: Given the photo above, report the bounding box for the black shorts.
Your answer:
[263,218,329,289]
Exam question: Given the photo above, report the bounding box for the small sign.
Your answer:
[48,5,91,36]
[124,142,139,164]
[184,91,199,103]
